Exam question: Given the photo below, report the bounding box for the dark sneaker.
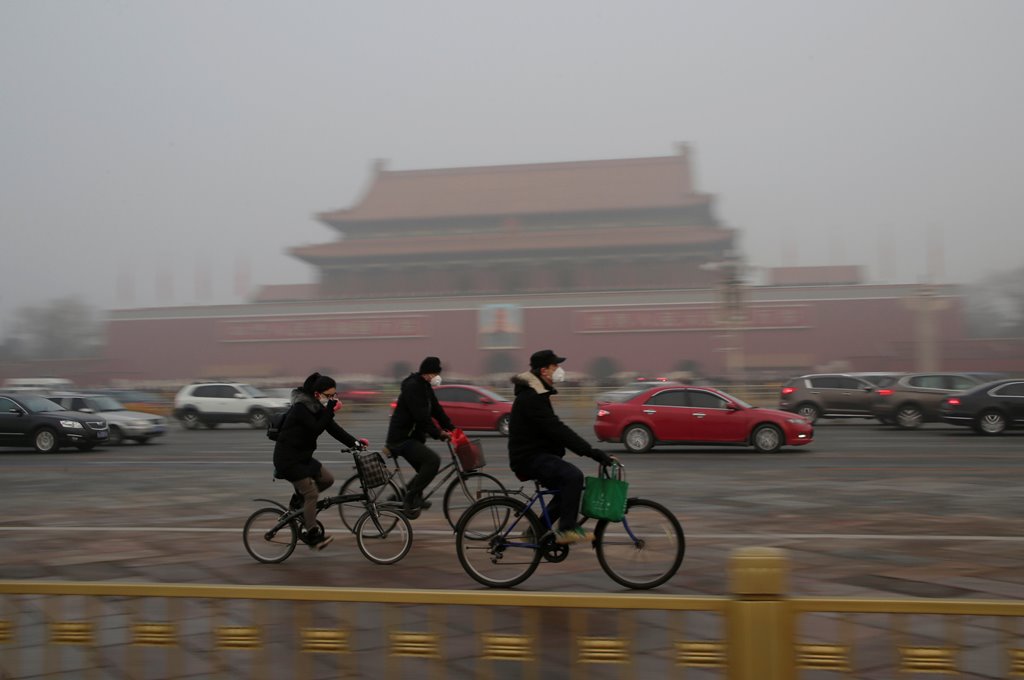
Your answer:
[554,526,594,545]
[289,493,303,510]
[304,527,334,551]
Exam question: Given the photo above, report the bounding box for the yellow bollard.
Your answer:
[727,547,795,680]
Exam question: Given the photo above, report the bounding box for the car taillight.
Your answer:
[781,387,796,395]
[946,398,960,406]
[596,409,611,417]
[877,389,893,397]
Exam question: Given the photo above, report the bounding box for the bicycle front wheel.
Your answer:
[443,471,507,530]
[595,498,685,590]
[354,508,413,565]
[243,507,298,564]
[338,474,403,533]
[455,497,543,588]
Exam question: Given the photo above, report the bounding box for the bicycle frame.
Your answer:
[382,441,478,502]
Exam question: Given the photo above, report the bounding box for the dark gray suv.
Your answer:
[779,373,895,423]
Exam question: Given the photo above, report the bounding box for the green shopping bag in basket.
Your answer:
[581,463,628,522]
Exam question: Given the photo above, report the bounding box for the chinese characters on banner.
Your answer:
[218,315,429,342]
[574,305,811,333]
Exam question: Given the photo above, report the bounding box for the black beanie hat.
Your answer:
[302,372,336,394]
[418,356,442,374]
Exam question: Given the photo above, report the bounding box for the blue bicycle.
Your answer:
[453,462,684,589]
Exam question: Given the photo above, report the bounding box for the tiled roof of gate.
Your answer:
[318,151,708,224]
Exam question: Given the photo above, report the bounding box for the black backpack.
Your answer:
[266,406,292,441]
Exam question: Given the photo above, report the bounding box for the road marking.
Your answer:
[1,526,1023,542]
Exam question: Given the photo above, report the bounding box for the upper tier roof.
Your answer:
[318,148,708,226]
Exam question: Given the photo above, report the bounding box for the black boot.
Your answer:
[304,526,333,551]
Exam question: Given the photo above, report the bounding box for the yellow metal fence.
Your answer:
[2,548,1022,679]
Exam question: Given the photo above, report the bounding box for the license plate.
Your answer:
[97,431,108,439]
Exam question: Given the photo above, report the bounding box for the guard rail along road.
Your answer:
[2,547,1023,678]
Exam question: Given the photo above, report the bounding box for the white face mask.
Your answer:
[551,366,566,384]
[430,375,443,387]
[318,395,329,406]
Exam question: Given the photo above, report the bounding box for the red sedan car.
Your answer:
[594,384,813,453]
[391,384,513,436]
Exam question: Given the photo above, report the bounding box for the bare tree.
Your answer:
[6,297,104,360]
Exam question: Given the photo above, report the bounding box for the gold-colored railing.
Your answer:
[2,548,1022,679]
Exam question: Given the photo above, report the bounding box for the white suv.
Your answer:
[173,383,289,430]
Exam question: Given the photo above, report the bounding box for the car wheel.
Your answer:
[34,428,59,453]
[795,403,820,423]
[896,404,924,429]
[249,409,269,429]
[976,410,1007,435]
[180,410,201,430]
[622,424,654,453]
[108,426,124,445]
[496,414,510,437]
[752,424,782,453]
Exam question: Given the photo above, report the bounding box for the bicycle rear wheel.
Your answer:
[594,498,684,590]
[442,471,507,530]
[338,474,403,533]
[455,498,543,588]
[243,507,298,564]
[354,508,413,565]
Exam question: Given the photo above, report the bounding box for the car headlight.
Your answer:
[59,420,84,429]
[786,418,807,425]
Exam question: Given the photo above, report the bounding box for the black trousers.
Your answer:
[515,454,584,533]
[389,439,440,505]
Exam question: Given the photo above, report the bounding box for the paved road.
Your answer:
[1,412,1022,600]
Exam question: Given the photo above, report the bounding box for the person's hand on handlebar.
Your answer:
[438,430,452,442]
[356,438,370,450]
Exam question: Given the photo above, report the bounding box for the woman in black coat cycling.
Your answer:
[273,372,367,550]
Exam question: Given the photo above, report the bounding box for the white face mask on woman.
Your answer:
[551,366,566,384]
[430,375,443,387]
[318,395,330,406]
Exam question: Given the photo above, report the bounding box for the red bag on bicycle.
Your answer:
[450,428,485,471]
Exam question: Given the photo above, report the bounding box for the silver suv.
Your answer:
[173,382,289,430]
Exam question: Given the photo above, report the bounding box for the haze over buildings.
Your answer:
[2,1,1023,331]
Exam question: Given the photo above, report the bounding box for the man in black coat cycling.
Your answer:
[508,349,614,544]
[274,372,367,550]
[385,356,454,518]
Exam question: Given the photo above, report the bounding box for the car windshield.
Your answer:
[19,395,65,413]
[715,390,753,409]
[90,396,125,412]
[238,384,268,398]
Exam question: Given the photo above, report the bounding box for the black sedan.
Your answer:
[939,379,1024,435]
[0,393,110,452]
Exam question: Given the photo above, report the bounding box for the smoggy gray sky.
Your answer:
[2,1,1022,331]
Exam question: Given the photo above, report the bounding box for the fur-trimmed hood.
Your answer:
[510,371,555,396]
[290,389,320,413]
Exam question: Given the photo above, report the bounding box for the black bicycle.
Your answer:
[453,462,684,589]
[336,439,506,531]
[243,448,413,565]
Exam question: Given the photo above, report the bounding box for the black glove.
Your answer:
[589,448,614,466]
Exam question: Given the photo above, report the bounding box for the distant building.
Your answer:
[84,146,1017,384]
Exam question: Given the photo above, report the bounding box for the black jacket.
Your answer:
[386,373,454,445]
[273,389,357,481]
[507,371,602,473]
